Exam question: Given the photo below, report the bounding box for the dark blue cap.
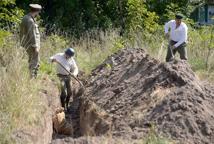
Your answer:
[175,13,184,19]
[65,48,75,57]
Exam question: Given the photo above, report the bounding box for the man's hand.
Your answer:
[165,33,170,39]
[171,45,177,50]
[69,72,75,77]
[33,46,40,53]
[35,47,39,53]
[51,58,57,63]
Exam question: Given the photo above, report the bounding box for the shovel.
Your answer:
[169,44,175,60]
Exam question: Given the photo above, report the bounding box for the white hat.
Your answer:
[29,4,42,10]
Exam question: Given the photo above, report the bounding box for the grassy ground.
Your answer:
[0,26,213,143]
[0,33,45,143]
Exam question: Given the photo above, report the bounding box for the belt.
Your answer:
[170,40,178,43]
[57,74,69,77]
[170,40,186,44]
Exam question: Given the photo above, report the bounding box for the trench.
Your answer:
[50,84,111,144]
[52,96,82,140]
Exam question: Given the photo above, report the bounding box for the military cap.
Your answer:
[175,13,184,19]
[29,4,42,10]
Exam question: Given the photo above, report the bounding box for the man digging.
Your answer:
[20,4,42,78]
[164,13,188,62]
[50,48,79,110]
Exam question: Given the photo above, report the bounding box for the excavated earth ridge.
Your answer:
[52,48,214,144]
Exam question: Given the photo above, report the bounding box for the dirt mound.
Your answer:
[83,48,214,144]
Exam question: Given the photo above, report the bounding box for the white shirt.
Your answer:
[164,20,188,48]
[50,53,78,76]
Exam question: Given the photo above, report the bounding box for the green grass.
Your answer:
[141,127,174,144]
[0,35,45,143]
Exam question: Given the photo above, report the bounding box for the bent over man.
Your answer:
[50,48,78,109]
[164,14,188,62]
[20,4,42,78]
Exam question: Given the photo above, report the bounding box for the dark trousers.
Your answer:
[57,74,72,108]
[166,40,188,62]
[26,47,40,78]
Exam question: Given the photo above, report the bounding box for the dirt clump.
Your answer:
[52,107,73,136]
[83,48,214,144]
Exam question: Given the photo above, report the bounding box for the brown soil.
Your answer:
[52,48,214,144]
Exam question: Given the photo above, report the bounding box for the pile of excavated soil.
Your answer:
[83,48,214,144]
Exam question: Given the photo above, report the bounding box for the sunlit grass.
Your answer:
[0,35,45,143]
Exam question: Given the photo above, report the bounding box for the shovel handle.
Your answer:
[54,60,84,87]
[169,45,175,58]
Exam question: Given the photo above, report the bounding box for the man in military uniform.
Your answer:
[20,4,42,78]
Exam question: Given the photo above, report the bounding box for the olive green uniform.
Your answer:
[20,14,40,77]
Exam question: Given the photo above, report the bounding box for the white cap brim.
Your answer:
[29,4,42,10]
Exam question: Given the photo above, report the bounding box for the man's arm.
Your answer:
[164,20,172,38]
[70,60,78,77]
[174,25,188,48]
[50,54,58,63]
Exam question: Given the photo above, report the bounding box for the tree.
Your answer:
[146,0,196,23]
[126,0,158,33]
[0,0,23,28]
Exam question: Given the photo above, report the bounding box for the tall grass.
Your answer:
[0,33,45,143]
[40,29,123,75]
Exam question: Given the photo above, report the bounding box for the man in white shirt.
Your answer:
[50,48,78,109]
[164,14,188,62]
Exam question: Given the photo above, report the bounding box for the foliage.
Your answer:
[0,0,202,35]
[147,0,198,23]
[0,0,24,28]
[126,0,159,33]
[188,26,214,70]
[14,0,160,35]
